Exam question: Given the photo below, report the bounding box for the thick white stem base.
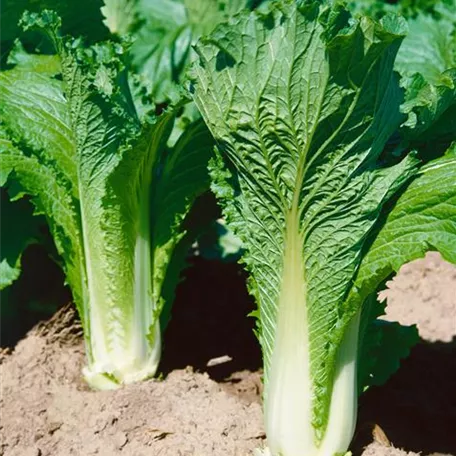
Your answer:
[263,311,360,456]
[83,321,161,390]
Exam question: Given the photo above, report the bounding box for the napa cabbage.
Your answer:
[0,11,213,389]
[191,2,456,455]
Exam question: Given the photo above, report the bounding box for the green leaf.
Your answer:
[129,0,253,102]
[150,117,213,306]
[158,191,221,330]
[192,1,416,452]
[357,293,419,393]
[1,0,108,44]
[395,4,456,145]
[0,189,44,290]
[400,70,456,144]
[101,0,138,35]
[354,146,456,393]
[0,62,78,191]
[395,5,455,84]
[347,0,452,19]
[0,126,86,326]
[0,37,86,324]
[351,145,456,305]
[6,41,61,75]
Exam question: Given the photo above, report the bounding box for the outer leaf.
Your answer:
[350,146,456,305]
[0,64,78,191]
[0,189,44,290]
[352,146,456,394]
[158,191,221,330]
[150,118,213,309]
[0,131,88,328]
[192,2,415,453]
[0,42,87,325]
[357,293,419,393]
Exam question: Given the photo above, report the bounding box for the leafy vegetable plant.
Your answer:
[191,1,456,455]
[0,11,212,389]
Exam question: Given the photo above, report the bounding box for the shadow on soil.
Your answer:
[160,257,262,380]
[352,338,456,455]
[1,244,71,348]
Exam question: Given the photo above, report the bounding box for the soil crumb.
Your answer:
[362,442,420,456]
[1,253,455,456]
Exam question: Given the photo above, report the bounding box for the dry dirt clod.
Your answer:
[34,303,83,346]
[372,424,391,447]
[8,447,41,456]
[47,422,62,435]
[33,432,44,442]
[113,431,128,449]
[0,347,11,364]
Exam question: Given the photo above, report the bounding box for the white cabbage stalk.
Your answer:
[81,187,161,389]
[263,222,359,456]
[264,309,359,456]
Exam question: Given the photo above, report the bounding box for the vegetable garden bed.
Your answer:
[1,0,455,455]
[1,253,455,456]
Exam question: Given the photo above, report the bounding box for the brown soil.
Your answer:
[1,253,455,456]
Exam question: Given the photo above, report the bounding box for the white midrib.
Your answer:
[79,186,133,387]
[265,211,314,456]
[264,208,360,456]
[128,179,161,383]
[79,187,109,373]
[133,180,153,362]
